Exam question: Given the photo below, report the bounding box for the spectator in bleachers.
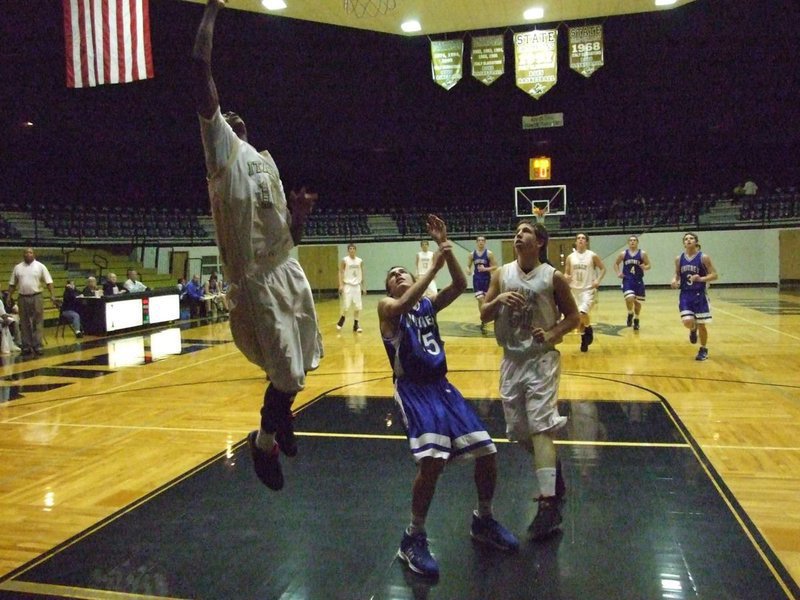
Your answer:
[81,276,100,297]
[124,269,149,293]
[185,274,206,318]
[7,247,57,356]
[58,280,83,338]
[743,180,758,196]
[103,273,125,296]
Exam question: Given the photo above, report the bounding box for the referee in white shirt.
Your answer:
[8,247,56,356]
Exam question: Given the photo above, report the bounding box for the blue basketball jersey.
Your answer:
[472,248,491,286]
[622,249,644,280]
[679,251,707,292]
[383,297,447,382]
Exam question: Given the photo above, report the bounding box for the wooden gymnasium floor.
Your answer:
[0,286,798,599]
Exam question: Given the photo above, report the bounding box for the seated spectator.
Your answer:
[58,280,83,338]
[124,269,149,293]
[204,271,228,314]
[103,273,126,296]
[176,277,188,301]
[81,276,101,297]
[1,291,21,348]
[0,295,21,354]
[743,179,758,196]
[185,274,206,318]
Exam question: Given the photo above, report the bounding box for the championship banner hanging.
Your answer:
[431,40,464,90]
[569,25,604,78]
[471,35,504,86]
[514,29,558,100]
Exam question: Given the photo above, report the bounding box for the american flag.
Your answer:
[62,0,154,88]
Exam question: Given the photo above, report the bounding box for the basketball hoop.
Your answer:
[344,0,397,17]
[533,206,548,225]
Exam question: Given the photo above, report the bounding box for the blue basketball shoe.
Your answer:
[470,513,519,551]
[398,530,439,577]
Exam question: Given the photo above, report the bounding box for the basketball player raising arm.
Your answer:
[192,0,323,492]
[379,215,518,577]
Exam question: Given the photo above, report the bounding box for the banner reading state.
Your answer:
[514,29,558,99]
[431,39,464,90]
[569,25,604,78]
[471,35,504,86]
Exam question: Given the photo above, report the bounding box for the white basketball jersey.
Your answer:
[417,251,434,275]
[201,108,294,282]
[494,262,559,359]
[567,250,597,291]
[342,256,363,286]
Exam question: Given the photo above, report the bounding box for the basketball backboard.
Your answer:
[514,185,567,219]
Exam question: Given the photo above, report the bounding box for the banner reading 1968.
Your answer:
[471,35,504,86]
[514,29,558,100]
[569,25,604,78]
[431,39,464,90]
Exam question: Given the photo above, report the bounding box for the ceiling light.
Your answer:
[401,20,421,33]
[654,0,677,5]
[523,7,544,20]
[261,0,287,10]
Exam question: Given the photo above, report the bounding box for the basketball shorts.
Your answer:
[473,275,490,298]
[679,290,712,323]
[621,278,646,302]
[342,283,363,311]
[571,288,597,314]
[499,350,567,450]
[394,377,496,462]
[227,257,323,393]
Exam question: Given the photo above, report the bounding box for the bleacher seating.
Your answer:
[2,184,799,246]
[738,187,799,223]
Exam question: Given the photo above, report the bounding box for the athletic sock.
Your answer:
[477,500,493,518]
[536,467,557,498]
[409,515,426,535]
[255,429,276,451]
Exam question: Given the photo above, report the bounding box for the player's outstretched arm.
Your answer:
[428,215,466,312]
[378,251,444,337]
[192,0,224,120]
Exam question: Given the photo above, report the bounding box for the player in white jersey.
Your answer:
[564,233,606,352]
[415,240,437,298]
[481,221,579,540]
[337,243,365,333]
[193,0,323,491]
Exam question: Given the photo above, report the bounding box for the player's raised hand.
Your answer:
[426,214,447,244]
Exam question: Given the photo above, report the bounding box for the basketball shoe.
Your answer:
[398,530,439,577]
[247,431,283,491]
[470,512,519,551]
[529,496,563,541]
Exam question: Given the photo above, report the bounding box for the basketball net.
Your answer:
[533,206,548,225]
[344,0,397,17]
